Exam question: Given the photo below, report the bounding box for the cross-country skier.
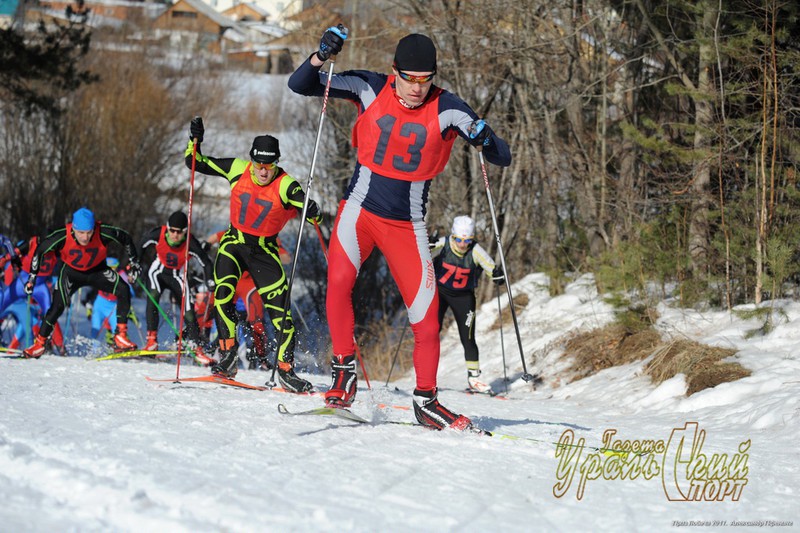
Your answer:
[288,28,512,430]
[0,234,65,352]
[184,119,322,392]
[139,210,215,365]
[431,215,505,394]
[22,207,141,358]
[0,234,16,290]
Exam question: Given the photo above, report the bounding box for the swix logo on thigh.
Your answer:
[425,260,435,289]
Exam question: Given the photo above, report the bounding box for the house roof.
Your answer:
[169,0,237,29]
[25,6,126,28]
[221,2,270,18]
[240,20,286,38]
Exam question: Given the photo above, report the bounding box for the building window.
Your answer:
[172,11,198,18]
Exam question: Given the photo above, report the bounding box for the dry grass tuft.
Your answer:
[561,325,750,395]
[356,321,415,383]
[643,340,749,395]
[563,324,661,382]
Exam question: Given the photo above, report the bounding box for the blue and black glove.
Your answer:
[468,119,494,147]
[317,25,348,62]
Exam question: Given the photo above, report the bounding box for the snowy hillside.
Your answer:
[1,273,798,532]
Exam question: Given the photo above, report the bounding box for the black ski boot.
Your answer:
[413,388,472,431]
[211,347,238,379]
[277,360,312,393]
[324,354,357,407]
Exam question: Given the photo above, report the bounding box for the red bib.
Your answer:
[155,227,188,270]
[229,164,297,237]
[352,77,456,181]
[23,236,57,276]
[60,223,107,271]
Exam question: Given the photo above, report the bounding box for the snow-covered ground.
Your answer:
[1,273,798,532]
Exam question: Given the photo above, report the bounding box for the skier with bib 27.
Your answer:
[22,207,141,358]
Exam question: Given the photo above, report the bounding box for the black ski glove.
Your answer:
[190,116,204,143]
[492,265,505,285]
[127,261,141,284]
[305,199,322,224]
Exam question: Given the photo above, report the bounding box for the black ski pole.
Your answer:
[496,282,509,391]
[477,149,537,383]
[384,321,408,387]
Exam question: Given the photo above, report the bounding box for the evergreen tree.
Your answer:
[0,19,97,116]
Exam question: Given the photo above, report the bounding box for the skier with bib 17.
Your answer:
[288,27,511,430]
[184,120,323,392]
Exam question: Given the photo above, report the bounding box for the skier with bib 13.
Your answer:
[289,27,511,430]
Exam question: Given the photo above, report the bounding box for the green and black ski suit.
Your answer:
[184,141,313,365]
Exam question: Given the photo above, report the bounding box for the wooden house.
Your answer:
[221,2,267,23]
[151,0,244,56]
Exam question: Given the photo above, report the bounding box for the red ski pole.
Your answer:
[175,134,199,378]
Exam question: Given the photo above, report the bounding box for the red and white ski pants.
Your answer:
[327,200,440,391]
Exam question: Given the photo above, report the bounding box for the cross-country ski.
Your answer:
[146,374,268,391]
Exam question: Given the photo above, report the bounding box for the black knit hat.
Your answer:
[250,135,280,164]
[393,34,437,73]
[168,210,188,230]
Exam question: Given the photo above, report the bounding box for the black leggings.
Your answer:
[213,231,294,363]
[437,288,478,364]
[143,268,201,342]
[42,263,131,338]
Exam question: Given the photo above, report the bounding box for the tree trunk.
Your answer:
[687,2,717,280]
